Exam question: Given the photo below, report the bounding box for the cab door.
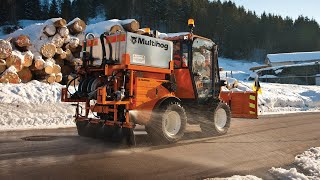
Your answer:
[191,38,215,102]
[173,40,196,99]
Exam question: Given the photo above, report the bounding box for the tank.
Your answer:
[83,32,173,69]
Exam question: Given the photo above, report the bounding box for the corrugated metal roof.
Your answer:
[267,51,320,63]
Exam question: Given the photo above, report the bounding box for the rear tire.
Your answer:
[200,102,231,135]
[146,101,187,144]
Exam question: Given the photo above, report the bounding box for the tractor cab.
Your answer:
[166,34,221,104]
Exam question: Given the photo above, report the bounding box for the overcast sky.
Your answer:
[222,0,320,23]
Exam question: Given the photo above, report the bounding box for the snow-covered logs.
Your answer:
[14,35,31,49]
[40,43,57,58]
[1,18,144,84]
[0,59,6,73]
[67,18,86,35]
[121,19,140,32]
[6,51,23,72]
[0,39,12,59]
[0,66,20,83]
[17,67,32,83]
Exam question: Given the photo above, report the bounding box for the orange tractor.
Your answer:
[61,20,231,144]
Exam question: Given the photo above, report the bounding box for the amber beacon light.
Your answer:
[188,19,195,33]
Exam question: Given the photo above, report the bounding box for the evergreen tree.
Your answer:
[49,0,59,18]
[2,0,320,59]
[61,0,72,21]
[42,0,50,19]
[22,0,42,20]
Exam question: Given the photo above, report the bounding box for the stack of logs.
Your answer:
[0,18,141,84]
[0,18,86,84]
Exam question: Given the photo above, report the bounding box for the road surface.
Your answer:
[0,112,320,180]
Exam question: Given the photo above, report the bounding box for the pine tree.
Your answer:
[42,0,50,19]
[49,0,59,18]
[61,0,72,21]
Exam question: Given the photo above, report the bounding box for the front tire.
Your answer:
[200,102,231,135]
[146,102,187,144]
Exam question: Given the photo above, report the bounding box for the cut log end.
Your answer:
[0,67,20,84]
[18,67,32,83]
[14,35,31,48]
[68,19,86,35]
[52,64,61,74]
[6,51,23,72]
[23,51,34,67]
[44,59,54,74]
[43,24,56,36]
[122,20,140,32]
[108,25,123,34]
[34,58,45,70]
[46,74,56,84]
[54,19,67,28]
[0,59,6,73]
[40,43,57,58]
[55,73,62,83]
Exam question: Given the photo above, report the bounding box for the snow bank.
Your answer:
[245,82,320,114]
[270,147,320,180]
[269,167,310,180]
[219,57,262,81]
[159,32,190,39]
[0,81,75,131]
[220,147,320,180]
[219,58,320,114]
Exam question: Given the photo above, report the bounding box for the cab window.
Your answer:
[173,41,181,68]
[173,41,189,68]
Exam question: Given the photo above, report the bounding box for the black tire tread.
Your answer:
[146,101,187,144]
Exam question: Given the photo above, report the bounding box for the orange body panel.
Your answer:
[132,77,174,124]
[174,69,195,99]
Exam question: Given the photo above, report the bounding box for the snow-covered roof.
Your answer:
[159,32,190,39]
[267,51,320,63]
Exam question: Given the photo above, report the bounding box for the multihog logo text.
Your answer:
[131,36,169,50]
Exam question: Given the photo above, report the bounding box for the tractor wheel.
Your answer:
[76,121,88,136]
[200,102,231,136]
[146,102,187,144]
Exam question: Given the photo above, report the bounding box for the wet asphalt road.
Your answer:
[0,112,320,180]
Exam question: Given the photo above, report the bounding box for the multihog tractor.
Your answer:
[61,19,231,144]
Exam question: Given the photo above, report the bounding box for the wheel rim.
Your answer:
[215,108,227,131]
[163,111,181,137]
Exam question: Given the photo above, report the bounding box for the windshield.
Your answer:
[192,38,214,99]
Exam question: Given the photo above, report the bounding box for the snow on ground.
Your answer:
[0,81,75,131]
[269,147,320,180]
[219,58,320,115]
[214,147,320,180]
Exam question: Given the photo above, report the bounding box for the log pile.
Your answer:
[0,18,87,84]
[0,18,142,84]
